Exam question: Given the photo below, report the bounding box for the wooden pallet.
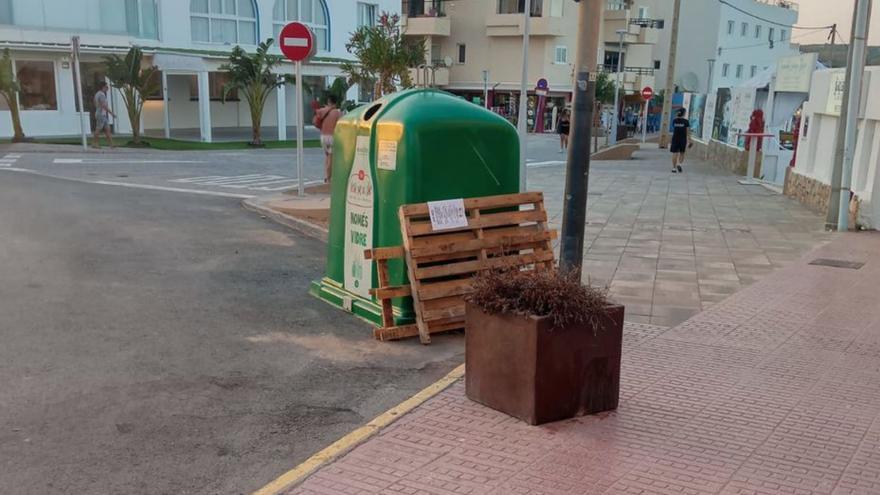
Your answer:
[368,192,556,343]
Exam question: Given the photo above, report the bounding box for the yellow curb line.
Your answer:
[252,363,465,495]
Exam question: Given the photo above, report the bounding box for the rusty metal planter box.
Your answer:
[464,302,624,425]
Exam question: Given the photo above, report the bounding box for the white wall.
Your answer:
[795,68,880,228]
[645,0,797,94]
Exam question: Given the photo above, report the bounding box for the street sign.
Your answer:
[279,22,315,196]
[536,78,549,90]
[641,86,654,101]
[279,22,315,62]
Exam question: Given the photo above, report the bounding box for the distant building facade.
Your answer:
[0,0,399,140]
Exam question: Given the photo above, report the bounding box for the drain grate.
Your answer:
[809,258,865,270]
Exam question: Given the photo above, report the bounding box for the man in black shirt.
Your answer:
[670,108,691,173]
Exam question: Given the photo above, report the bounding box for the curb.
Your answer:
[252,363,465,495]
[242,197,329,243]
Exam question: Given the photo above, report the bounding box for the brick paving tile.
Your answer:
[288,233,880,495]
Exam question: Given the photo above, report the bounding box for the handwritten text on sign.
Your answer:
[427,199,468,231]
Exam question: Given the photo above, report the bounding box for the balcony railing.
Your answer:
[599,65,655,75]
[403,0,446,17]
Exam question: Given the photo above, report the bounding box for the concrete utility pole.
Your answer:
[659,0,681,148]
[837,0,873,231]
[827,2,864,229]
[517,0,533,192]
[610,29,626,146]
[559,0,602,273]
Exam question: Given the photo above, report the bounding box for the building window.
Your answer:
[637,6,648,18]
[750,65,757,78]
[755,24,762,38]
[0,0,159,39]
[740,22,748,36]
[780,29,786,41]
[654,60,661,70]
[457,44,466,64]
[358,81,374,102]
[735,64,743,78]
[408,0,446,17]
[497,0,543,16]
[17,60,57,111]
[273,0,330,52]
[430,41,443,65]
[188,72,239,101]
[357,3,377,27]
[604,51,624,71]
[554,46,567,64]
[727,20,734,35]
[769,27,775,42]
[190,0,258,45]
[721,63,730,77]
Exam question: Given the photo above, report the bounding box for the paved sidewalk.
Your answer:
[532,145,833,326]
[288,232,880,495]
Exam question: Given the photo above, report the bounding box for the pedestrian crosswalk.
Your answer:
[170,174,321,192]
[0,153,21,167]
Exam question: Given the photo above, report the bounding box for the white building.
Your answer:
[0,0,399,141]
[638,0,798,94]
[401,0,658,131]
[790,67,880,229]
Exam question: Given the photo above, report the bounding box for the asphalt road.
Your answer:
[0,171,463,495]
[0,134,578,199]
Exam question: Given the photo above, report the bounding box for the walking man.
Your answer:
[670,108,691,173]
[92,82,115,149]
[313,95,342,183]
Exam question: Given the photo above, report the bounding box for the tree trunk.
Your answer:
[8,96,24,142]
[249,85,264,146]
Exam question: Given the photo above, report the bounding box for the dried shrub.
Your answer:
[466,268,610,331]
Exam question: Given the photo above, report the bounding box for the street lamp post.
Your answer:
[610,29,626,146]
[517,0,533,192]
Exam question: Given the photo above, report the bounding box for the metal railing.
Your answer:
[599,65,655,75]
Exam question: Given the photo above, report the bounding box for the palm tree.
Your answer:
[341,12,425,99]
[104,47,159,145]
[220,39,292,146]
[0,49,25,142]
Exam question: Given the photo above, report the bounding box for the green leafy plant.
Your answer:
[220,39,294,146]
[341,12,425,99]
[594,72,617,105]
[103,46,159,145]
[322,77,357,112]
[467,268,609,330]
[0,49,25,142]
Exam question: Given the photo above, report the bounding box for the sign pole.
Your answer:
[279,21,316,197]
[72,36,87,151]
[295,60,305,197]
[642,99,648,144]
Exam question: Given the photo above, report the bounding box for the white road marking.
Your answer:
[53,158,206,164]
[527,160,566,168]
[0,167,254,198]
[170,174,318,192]
[91,181,255,198]
[5,154,21,158]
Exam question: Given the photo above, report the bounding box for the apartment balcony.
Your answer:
[402,14,451,37]
[602,10,641,44]
[409,66,449,87]
[485,14,564,37]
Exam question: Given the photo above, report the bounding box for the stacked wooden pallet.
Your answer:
[367,192,557,344]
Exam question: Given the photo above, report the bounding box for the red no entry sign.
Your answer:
[641,86,654,101]
[279,22,315,62]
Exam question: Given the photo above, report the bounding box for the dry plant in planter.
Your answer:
[464,267,624,425]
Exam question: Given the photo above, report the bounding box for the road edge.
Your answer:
[241,197,329,243]
[252,363,465,495]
